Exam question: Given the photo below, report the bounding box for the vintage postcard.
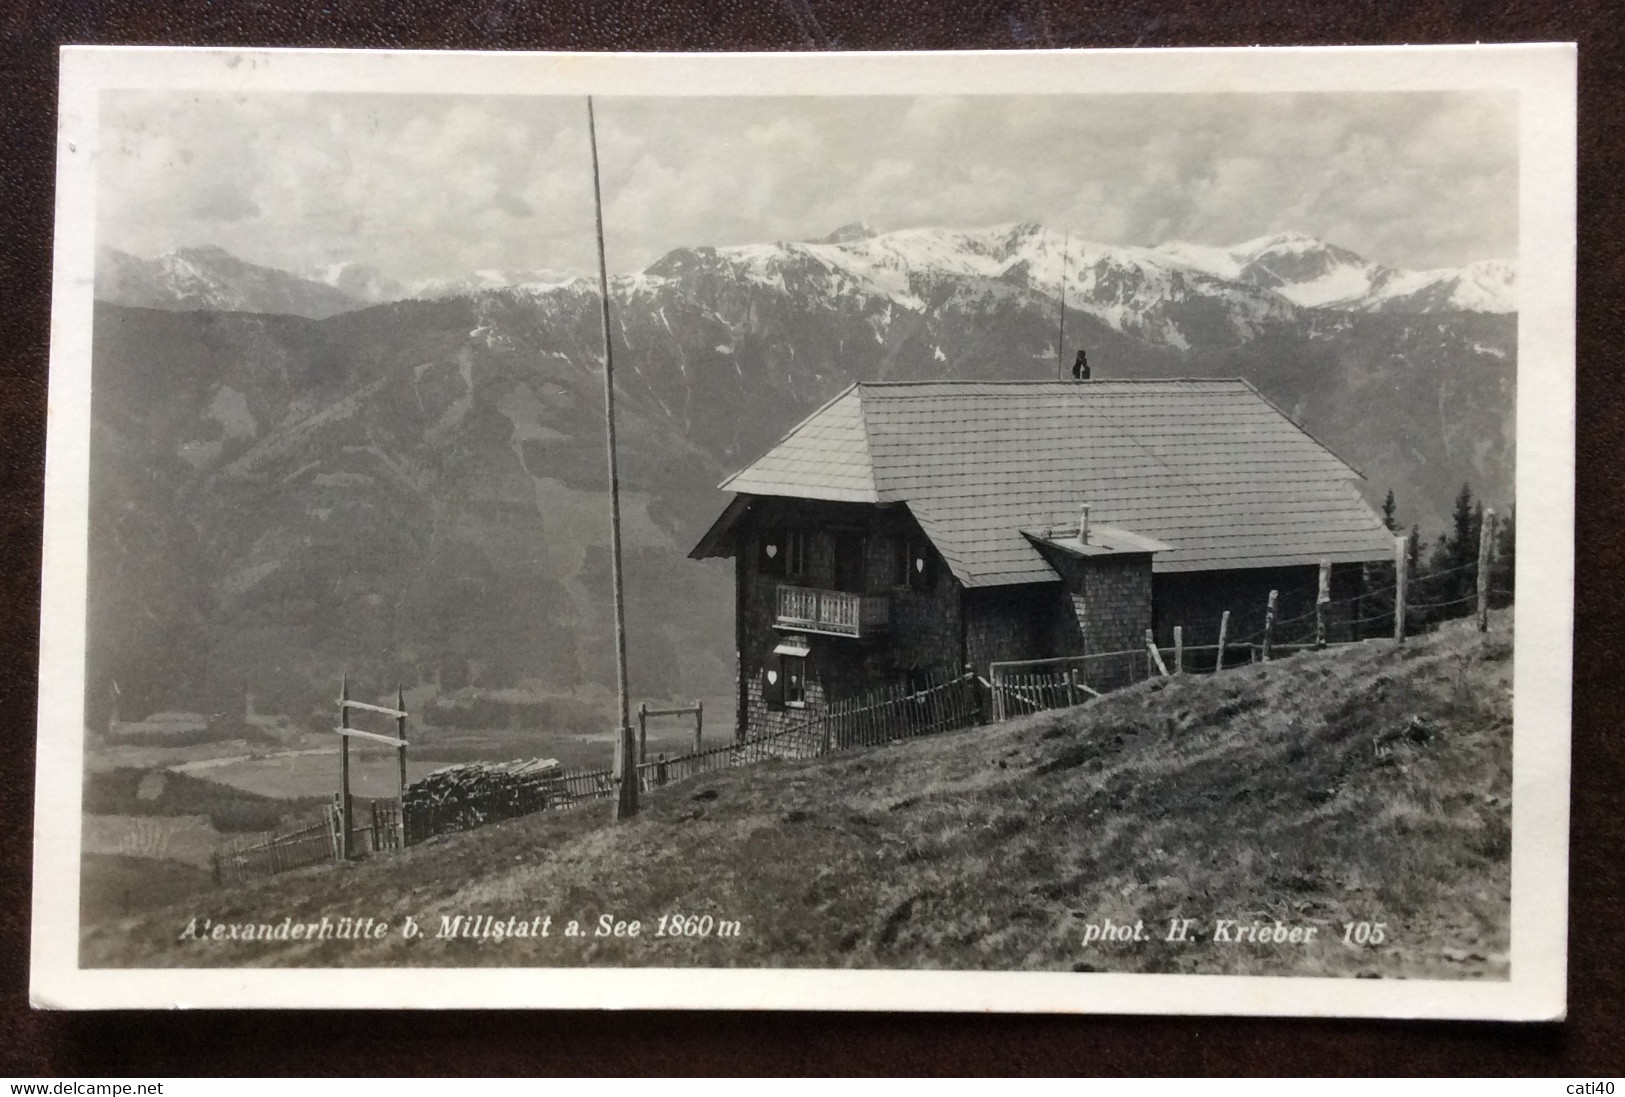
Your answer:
[31,44,1575,1015]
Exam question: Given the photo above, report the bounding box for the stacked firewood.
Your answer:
[402,757,562,842]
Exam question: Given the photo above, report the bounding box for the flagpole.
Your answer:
[1056,231,1069,380]
[587,96,637,821]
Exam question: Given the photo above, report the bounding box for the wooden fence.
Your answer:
[211,796,401,886]
[990,649,1154,721]
[353,798,402,855]
[401,671,983,844]
[212,808,337,885]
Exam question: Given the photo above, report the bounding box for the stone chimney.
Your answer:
[1072,349,1091,381]
[1078,503,1091,544]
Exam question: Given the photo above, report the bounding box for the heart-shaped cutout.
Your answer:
[915,557,925,572]
[765,544,778,558]
[766,670,778,684]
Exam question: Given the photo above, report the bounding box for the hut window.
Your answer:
[889,536,910,587]
[832,530,867,593]
[782,653,807,707]
[769,636,811,710]
[785,528,810,579]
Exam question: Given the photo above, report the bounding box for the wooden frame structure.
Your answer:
[336,674,408,859]
[636,700,704,763]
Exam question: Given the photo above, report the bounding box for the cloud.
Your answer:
[493,190,535,219]
[97,89,1518,285]
[187,179,260,223]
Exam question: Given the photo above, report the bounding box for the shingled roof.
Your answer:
[698,379,1394,587]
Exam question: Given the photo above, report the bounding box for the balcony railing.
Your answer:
[775,584,889,638]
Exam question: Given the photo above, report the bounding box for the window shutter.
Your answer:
[909,541,936,591]
[759,528,786,577]
[762,661,785,709]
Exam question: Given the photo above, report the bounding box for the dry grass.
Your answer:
[82,613,1512,978]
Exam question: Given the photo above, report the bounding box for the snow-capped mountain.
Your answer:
[87,220,1515,733]
[97,227,1514,334]
[630,222,1300,354]
[1178,232,1387,309]
[307,261,406,305]
[412,268,583,300]
[96,246,363,319]
[1359,259,1517,314]
[1152,231,1516,314]
[100,248,586,314]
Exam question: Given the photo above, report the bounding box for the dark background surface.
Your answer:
[0,0,1619,1077]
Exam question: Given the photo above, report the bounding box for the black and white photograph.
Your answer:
[30,45,1575,1015]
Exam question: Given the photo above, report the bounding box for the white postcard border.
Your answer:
[32,43,1577,1016]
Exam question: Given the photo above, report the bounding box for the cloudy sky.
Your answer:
[97,90,1517,285]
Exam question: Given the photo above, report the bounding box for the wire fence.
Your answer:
[991,552,1512,723]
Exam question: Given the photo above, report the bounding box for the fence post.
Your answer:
[338,673,352,861]
[1315,559,1331,650]
[1216,610,1230,673]
[1145,629,1169,677]
[1477,508,1497,632]
[1262,590,1278,662]
[694,700,704,752]
[396,682,408,850]
[1173,626,1183,674]
[637,702,648,765]
[1394,533,1409,642]
[328,795,342,862]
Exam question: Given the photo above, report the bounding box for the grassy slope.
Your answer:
[83,614,1513,978]
[80,854,216,925]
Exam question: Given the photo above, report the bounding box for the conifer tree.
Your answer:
[1429,532,1452,575]
[1449,483,1477,571]
[1382,490,1398,532]
[1425,531,1455,619]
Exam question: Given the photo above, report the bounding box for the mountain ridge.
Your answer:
[96,246,365,320]
[1153,233,1516,313]
[98,225,1516,327]
[84,222,1516,728]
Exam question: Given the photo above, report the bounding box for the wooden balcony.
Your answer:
[775,584,889,638]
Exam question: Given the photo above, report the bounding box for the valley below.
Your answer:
[78,708,718,927]
[86,223,1516,749]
